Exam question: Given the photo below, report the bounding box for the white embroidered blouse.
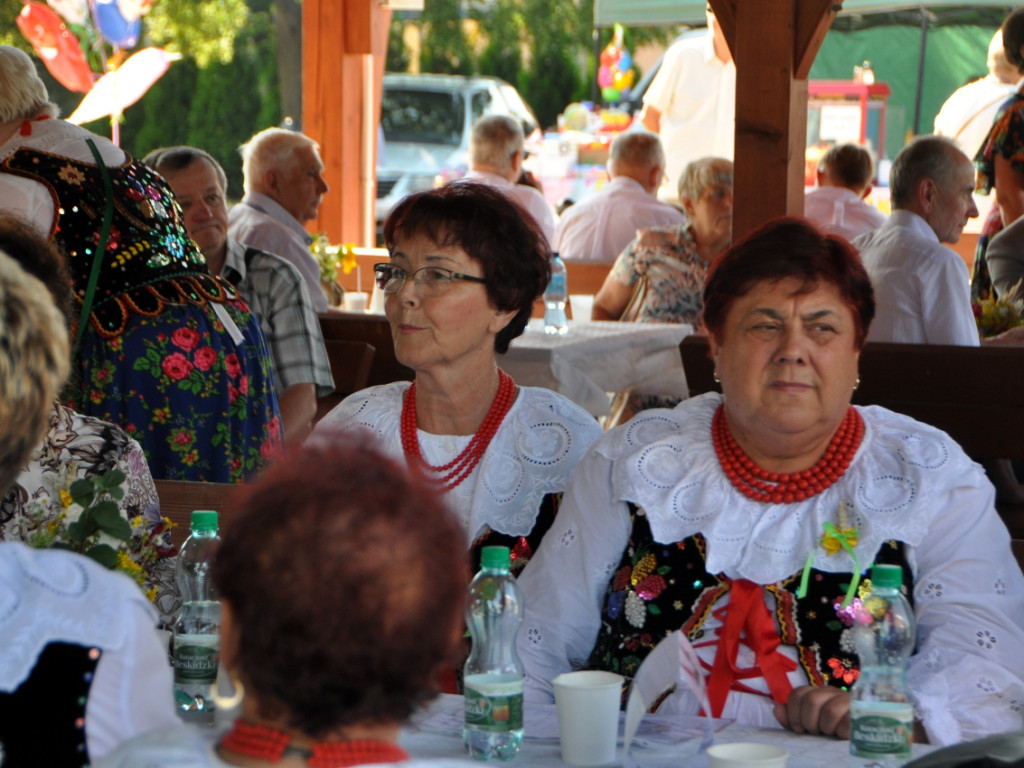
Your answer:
[516,393,1024,746]
[312,382,603,545]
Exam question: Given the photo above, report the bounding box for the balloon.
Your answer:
[68,47,181,124]
[46,0,88,25]
[601,86,621,103]
[599,48,615,67]
[619,52,632,72]
[17,2,95,93]
[598,66,613,89]
[620,87,631,102]
[93,0,141,48]
[613,70,628,89]
[621,69,635,89]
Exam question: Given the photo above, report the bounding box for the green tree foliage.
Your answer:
[519,0,583,129]
[420,0,474,75]
[387,15,410,73]
[475,0,522,86]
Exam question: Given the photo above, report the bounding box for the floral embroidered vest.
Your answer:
[0,148,236,339]
[588,503,913,696]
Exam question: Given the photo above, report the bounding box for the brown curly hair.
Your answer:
[213,437,468,737]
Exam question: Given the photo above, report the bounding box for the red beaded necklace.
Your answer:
[711,404,864,504]
[401,369,517,491]
[220,720,408,767]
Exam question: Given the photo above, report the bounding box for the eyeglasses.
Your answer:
[373,263,487,296]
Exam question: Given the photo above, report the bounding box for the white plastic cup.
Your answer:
[552,670,623,766]
[706,742,789,768]
[570,294,595,323]
[344,291,369,312]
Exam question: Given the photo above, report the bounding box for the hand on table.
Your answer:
[773,685,850,739]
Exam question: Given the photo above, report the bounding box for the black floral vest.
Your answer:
[588,503,913,698]
[0,147,237,339]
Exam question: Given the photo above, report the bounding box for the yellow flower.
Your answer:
[340,242,358,275]
[59,488,72,509]
[146,586,158,602]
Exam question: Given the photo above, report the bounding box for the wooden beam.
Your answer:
[302,0,389,247]
[795,0,840,79]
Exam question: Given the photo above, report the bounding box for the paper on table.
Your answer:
[623,630,716,752]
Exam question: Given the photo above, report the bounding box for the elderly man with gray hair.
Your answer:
[228,127,330,312]
[554,130,684,264]
[854,135,980,346]
[465,114,557,245]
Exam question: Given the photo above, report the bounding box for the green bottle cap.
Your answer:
[480,546,511,570]
[871,563,902,590]
[190,510,219,533]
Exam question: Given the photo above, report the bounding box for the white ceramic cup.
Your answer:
[706,742,789,768]
[552,670,623,766]
[344,291,369,312]
[570,294,595,323]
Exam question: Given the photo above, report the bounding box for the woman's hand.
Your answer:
[773,685,851,739]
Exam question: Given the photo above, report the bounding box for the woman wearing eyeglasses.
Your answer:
[313,182,602,573]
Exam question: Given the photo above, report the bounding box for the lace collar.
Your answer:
[313,382,603,543]
[599,393,969,583]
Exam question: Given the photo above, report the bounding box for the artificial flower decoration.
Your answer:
[18,2,95,93]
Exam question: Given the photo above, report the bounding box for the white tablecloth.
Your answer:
[500,319,693,416]
[402,694,938,767]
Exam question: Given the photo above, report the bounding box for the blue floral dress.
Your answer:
[0,148,282,482]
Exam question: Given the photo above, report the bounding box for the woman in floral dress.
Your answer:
[973,8,1024,302]
[0,46,281,481]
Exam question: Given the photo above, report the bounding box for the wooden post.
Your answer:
[710,0,838,240]
[302,0,390,246]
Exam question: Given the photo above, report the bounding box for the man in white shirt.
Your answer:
[934,30,1018,159]
[554,131,684,264]
[854,135,980,346]
[804,143,886,242]
[640,7,735,204]
[228,128,330,313]
[464,114,557,246]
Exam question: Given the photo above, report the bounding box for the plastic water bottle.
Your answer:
[173,510,221,725]
[463,546,524,761]
[543,253,568,335]
[850,563,916,766]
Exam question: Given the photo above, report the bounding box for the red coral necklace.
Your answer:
[220,720,408,766]
[401,369,517,491]
[712,404,864,504]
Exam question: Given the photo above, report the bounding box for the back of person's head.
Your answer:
[213,438,467,738]
[1002,8,1024,75]
[818,143,874,194]
[0,215,73,326]
[608,131,665,190]
[239,128,319,196]
[888,134,964,209]
[383,181,550,354]
[143,146,229,194]
[989,29,1018,84]
[703,217,875,351]
[0,251,69,491]
[469,114,524,173]
[678,156,734,204]
[0,45,59,124]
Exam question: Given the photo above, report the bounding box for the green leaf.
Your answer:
[85,544,120,569]
[92,501,131,541]
[67,518,93,543]
[656,565,671,575]
[132,357,151,372]
[648,604,662,615]
[69,478,96,507]
[97,469,127,491]
[826,620,842,631]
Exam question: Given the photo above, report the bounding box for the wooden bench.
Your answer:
[679,336,1024,533]
[153,478,239,549]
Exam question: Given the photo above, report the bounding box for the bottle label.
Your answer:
[850,701,913,759]
[173,633,219,685]
[547,274,566,296]
[464,674,523,732]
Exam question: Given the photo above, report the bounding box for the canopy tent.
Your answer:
[598,2,1014,153]
[594,1,1012,27]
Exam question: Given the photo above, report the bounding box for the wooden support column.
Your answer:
[710,0,838,240]
[303,0,390,246]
